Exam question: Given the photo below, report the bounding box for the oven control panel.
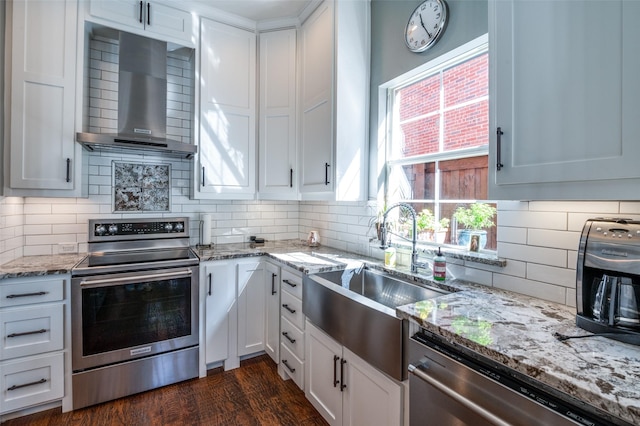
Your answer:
[92,220,186,237]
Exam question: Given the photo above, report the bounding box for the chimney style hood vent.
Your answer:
[76,32,196,159]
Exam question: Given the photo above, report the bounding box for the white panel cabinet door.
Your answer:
[88,1,195,46]
[197,18,256,199]
[489,0,640,200]
[305,321,343,426]
[237,260,266,357]
[299,1,334,196]
[264,262,281,363]
[8,0,78,193]
[203,260,236,366]
[342,347,402,426]
[258,29,298,200]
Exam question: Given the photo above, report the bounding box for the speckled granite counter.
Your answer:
[397,286,640,425]
[0,254,86,280]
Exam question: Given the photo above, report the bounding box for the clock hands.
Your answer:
[419,13,432,38]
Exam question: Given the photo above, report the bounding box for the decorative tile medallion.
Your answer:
[113,162,171,212]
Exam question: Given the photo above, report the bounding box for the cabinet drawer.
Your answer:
[1,304,64,360]
[280,343,304,390]
[281,269,302,299]
[0,352,64,414]
[280,291,303,330]
[280,316,304,360]
[1,277,65,308]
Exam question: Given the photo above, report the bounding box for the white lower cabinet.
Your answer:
[0,275,70,415]
[237,260,266,357]
[264,262,281,363]
[305,320,402,426]
[202,260,237,369]
[277,268,305,389]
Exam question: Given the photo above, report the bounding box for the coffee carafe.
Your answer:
[576,219,640,345]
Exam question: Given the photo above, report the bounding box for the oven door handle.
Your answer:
[79,270,193,287]
[408,363,512,426]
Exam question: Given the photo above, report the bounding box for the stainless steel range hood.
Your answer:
[77,32,196,159]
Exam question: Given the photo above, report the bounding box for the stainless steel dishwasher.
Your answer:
[408,330,631,426]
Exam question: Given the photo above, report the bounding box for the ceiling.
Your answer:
[200,0,315,22]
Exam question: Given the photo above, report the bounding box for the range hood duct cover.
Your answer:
[76,32,196,159]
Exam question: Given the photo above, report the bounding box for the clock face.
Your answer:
[405,0,448,53]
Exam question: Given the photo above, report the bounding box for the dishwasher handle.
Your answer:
[409,363,512,426]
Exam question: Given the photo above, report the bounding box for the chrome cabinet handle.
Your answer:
[271,273,277,295]
[340,358,347,391]
[8,378,47,391]
[283,279,297,288]
[6,291,47,299]
[282,359,295,373]
[282,331,296,344]
[496,127,504,171]
[409,363,511,426]
[333,355,340,387]
[282,304,296,314]
[7,329,47,338]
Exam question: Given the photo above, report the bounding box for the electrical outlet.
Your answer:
[59,243,78,254]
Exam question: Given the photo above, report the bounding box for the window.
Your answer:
[383,36,496,251]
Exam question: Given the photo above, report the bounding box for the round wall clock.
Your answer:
[404,0,448,53]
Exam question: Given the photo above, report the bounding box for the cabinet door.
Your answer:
[198,19,256,199]
[89,0,144,30]
[259,29,298,199]
[203,261,235,365]
[489,0,640,200]
[299,0,334,195]
[264,262,280,363]
[9,0,77,190]
[305,321,343,426]
[237,260,265,357]
[1,304,64,360]
[342,348,402,426]
[144,2,194,46]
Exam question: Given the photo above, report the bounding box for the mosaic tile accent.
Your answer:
[113,162,171,212]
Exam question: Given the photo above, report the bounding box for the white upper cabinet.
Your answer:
[196,18,256,200]
[299,0,370,201]
[489,0,640,200]
[87,0,195,46]
[6,0,82,196]
[258,29,298,200]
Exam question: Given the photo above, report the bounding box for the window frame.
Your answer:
[378,34,493,250]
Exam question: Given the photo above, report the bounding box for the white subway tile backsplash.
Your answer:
[527,229,580,250]
[497,226,526,244]
[497,210,567,230]
[493,274,567,304]
[497,242,567,268]
[526,263,575,288]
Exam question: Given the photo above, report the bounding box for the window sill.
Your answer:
[374,240,507,268]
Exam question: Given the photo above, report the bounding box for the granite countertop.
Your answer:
[396,286,640,425]
[0,253,86,280]
[2,241,638,424]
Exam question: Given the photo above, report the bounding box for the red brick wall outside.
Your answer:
[397,53,488,158]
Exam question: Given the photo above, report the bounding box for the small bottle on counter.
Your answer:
[433,247,446,281]
[384,247,397,268]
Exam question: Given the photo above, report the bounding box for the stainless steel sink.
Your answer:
[303,267,448,381]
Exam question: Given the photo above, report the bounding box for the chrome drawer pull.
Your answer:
[6,291,48,299]
[7,329,48,338]
[8,378,47,391]
[282,359,295,373]
[283,279,297,288]
[282,304,296,314]
[282,331,296,344]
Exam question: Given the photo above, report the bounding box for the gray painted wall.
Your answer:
[368,0,488,198]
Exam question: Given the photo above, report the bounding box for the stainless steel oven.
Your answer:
[71,217,199,410]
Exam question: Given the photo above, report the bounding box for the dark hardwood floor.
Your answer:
[4,355,328,426]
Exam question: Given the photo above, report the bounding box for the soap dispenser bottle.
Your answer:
[433,247,446,281]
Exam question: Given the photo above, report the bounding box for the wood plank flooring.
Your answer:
[4,355,328,426]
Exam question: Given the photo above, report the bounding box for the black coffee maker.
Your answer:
[576,218,640,345]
